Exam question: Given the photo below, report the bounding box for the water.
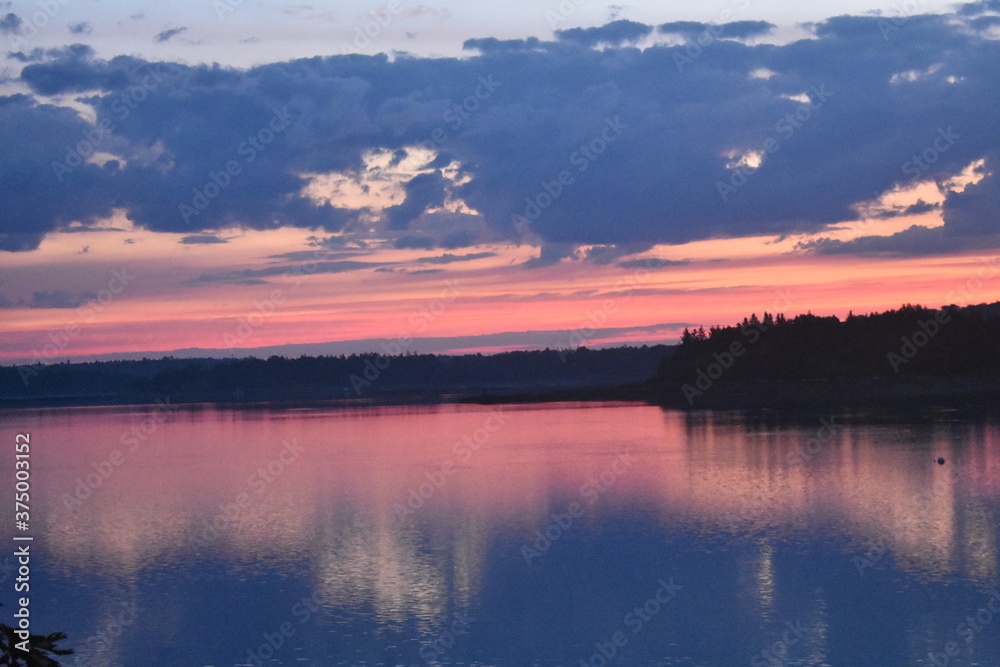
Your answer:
[2,402,999,666]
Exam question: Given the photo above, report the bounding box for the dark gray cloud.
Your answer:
[186,260,393,286]
[617,257,689,269]
[796,224,1000,257]
[154,27,187,43]
[0,289,98,309]
[383,170,448,229]
[941,155,1000,238]
[439,230,479,248]
[658,20,775,39]
[556,20,654,46]
[393,235,437,250]
[416,251,496,264]
[584,243,654,265]
[68,21,92,35]
[30,289,97,308]
[179,234,228,244]
[956,0,1000,15]
[902,200,940,215]
[2,12,999,259]
[871,199,940,219]
[719,21,776,39]
[0,92,117,251]
[657,21,711,36]
[388,148,408,166]
[59,224,127,233]
[7,44,94,63]
[462,37,545,53]
[267,250,367,261]
[10,44,97,85]
[0,12,20,33]
[971,15,1000,29]
[522,243,581,268]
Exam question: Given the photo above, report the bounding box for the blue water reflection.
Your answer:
[3,403,998,666]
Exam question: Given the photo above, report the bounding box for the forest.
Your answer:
[3,302,1000,409]
[655,302,1000,408]
[0,345,672,407]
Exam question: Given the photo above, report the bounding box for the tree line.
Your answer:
[662,302,1000,384]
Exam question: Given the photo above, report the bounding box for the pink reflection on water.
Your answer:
[10,403,1000,604]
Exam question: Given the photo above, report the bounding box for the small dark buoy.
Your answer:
[937,457,946,465]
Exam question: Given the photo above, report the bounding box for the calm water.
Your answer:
[2,402,1000,667]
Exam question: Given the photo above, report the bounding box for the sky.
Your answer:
[1,0,999,364]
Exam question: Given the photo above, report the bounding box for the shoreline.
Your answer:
[4,375,1000,413]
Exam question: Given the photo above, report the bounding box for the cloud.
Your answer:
[462,37,545,53]
[522,243,581,268]
[617,257,689,269]
[439,230,478,248]
[393,235,437,250]
[556,20,654,46]
[657,21,711,37]
[7,44,94,63]
[403,210,492,249]
[267,249,366,261]
[416,251,496,264]
[0,289,99,309]
[186,276,271,286]
[382,170,448,229]
[186,260,393,285]
[0,12,20,33]
[68,21,92,35]
[658,19,774,40]
[0,92,117,251]
[58,224,128,233]
[956,0,1000,15]
[2,13,999,259]
[11,43,96,82]
[796,225,999,257]
[871,199,940,219]
[970,15,1000,29]
[941,155,1000,238]
[154,27,187,43]
[179,234,229,244]
[719,20,776,39]
[584,243,654,265]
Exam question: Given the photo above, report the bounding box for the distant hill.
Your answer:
[0,346,673,408]
[4,301,1000,410]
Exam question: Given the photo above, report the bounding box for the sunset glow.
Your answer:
[2,1,999,366]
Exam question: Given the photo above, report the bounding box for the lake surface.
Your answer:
[2,402,1000,666]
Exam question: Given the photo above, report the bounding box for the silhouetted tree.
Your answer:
[659,303,1000,384]
[0,607,72,666]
